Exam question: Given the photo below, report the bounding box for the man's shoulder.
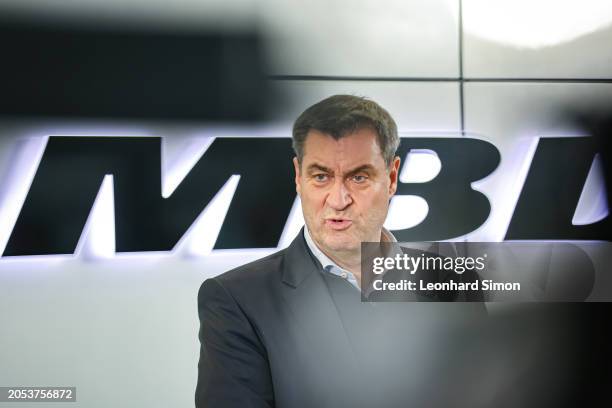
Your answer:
[200,245,293,296]
[215,247,287,287]
[197,246,291,313]
[198,230,311,306]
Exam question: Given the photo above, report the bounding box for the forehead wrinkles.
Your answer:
[303,134,349,158]
[303,133,382,172]
[306,153,358,173]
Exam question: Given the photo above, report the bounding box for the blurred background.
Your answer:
[0,0,611,406]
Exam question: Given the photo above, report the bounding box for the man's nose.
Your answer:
[326,179,352,210]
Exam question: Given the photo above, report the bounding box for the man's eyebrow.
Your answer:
[305,163,378,176]
[345,164,376,176]
[305,163,333,174]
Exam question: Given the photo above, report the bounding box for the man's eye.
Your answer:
[351,175,367,183]
[314,174,329,182]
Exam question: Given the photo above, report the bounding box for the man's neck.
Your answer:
[311,229,384,286]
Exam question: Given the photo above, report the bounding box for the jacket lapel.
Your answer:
[279,229,359,394]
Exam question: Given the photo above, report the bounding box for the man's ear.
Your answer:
[388,156,401,196]
[293,157,301,195]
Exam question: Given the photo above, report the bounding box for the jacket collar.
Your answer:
[281,227,322,288]
[281,226,399,288]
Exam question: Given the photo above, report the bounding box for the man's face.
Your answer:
[293,127,400,256]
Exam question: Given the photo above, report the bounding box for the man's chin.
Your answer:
[320,236,360,254]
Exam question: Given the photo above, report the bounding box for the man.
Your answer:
[195,95,481,408]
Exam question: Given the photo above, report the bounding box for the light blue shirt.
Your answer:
[303,226,397,292]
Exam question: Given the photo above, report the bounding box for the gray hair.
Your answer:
[292,94,400,167]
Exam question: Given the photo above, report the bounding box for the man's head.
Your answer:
[292,94,401,258]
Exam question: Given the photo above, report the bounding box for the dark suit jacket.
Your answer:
[196,229,486,408]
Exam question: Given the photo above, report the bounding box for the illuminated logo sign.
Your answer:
[0,136,609,257]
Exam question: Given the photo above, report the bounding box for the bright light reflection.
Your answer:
[572,154,609,225]
[461,0,612,48]
[174,175,241,257]
[161,137,215,198]
[75,174,116,259]
[0,137,49,256]
[466,136,540,242]
[277,197,305,249]
[385,195,429,231]
[400,149,441,183]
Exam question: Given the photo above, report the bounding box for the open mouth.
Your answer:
[325,218,352,231]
